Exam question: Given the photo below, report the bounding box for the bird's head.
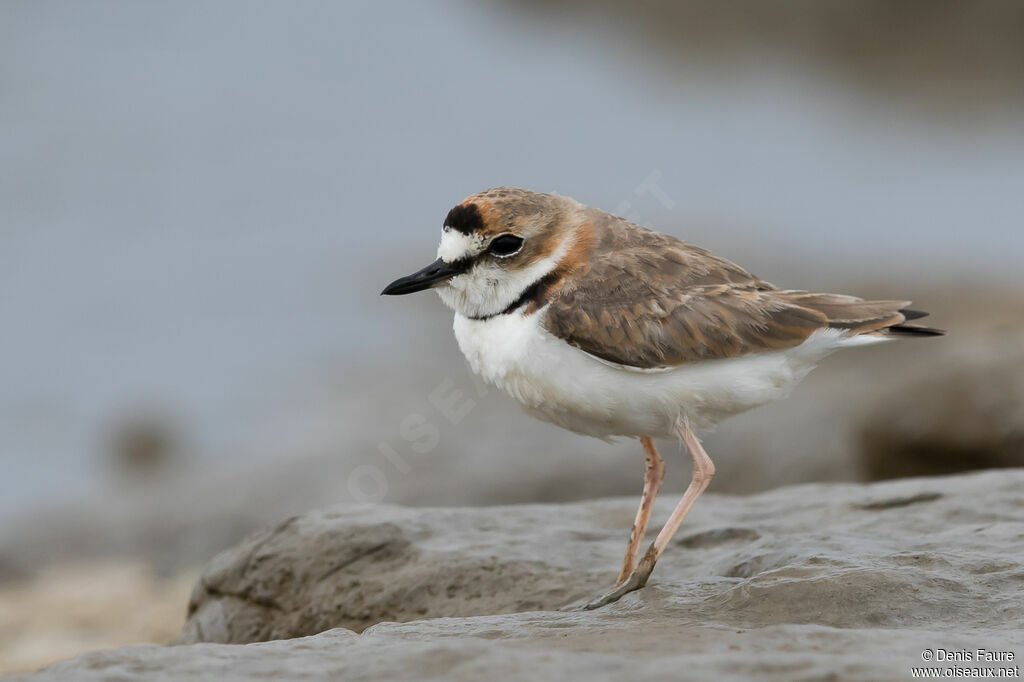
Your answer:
[382,187,589,319]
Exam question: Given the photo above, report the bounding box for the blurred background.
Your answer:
[2,0,1022,672]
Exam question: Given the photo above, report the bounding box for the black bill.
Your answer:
[381,258,469,295]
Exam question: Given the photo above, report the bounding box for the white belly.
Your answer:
[452,309,883,440]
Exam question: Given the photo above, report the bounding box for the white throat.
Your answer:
[436,235,569,319]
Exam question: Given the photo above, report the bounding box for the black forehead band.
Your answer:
[444,203,484,234]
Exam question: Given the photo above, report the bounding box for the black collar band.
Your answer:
[468,270,561,322]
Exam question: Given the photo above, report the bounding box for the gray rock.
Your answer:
[11,470,1024,681]
[179,505,607,643]
[179,469,1024,645]
[12,620,1019,682]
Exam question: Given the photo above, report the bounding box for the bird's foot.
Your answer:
[582,565,651,610]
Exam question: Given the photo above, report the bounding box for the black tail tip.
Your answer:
[899,308,930,321]
[888,324,946,337]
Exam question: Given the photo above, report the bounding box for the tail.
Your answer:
[775,292,946,338]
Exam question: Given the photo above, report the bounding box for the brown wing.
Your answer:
[542,211,933,369]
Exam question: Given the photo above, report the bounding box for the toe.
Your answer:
[581,571,645,610]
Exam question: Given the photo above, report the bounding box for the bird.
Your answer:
[381,187,944,609]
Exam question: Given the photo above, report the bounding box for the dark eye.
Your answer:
[489,234,524,257]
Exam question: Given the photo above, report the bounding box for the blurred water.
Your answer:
[1,0,1022,519]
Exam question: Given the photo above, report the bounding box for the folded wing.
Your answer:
[543,214,942,369]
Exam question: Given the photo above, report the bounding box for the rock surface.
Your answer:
[11,469,1023,681]
[14,620,1018,682]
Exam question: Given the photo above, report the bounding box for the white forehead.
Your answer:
[437,227,486,263]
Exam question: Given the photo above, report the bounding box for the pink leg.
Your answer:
[615,437,665,585]
[584,421,714,609]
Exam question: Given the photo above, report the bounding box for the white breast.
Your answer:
[452,310,886,440]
